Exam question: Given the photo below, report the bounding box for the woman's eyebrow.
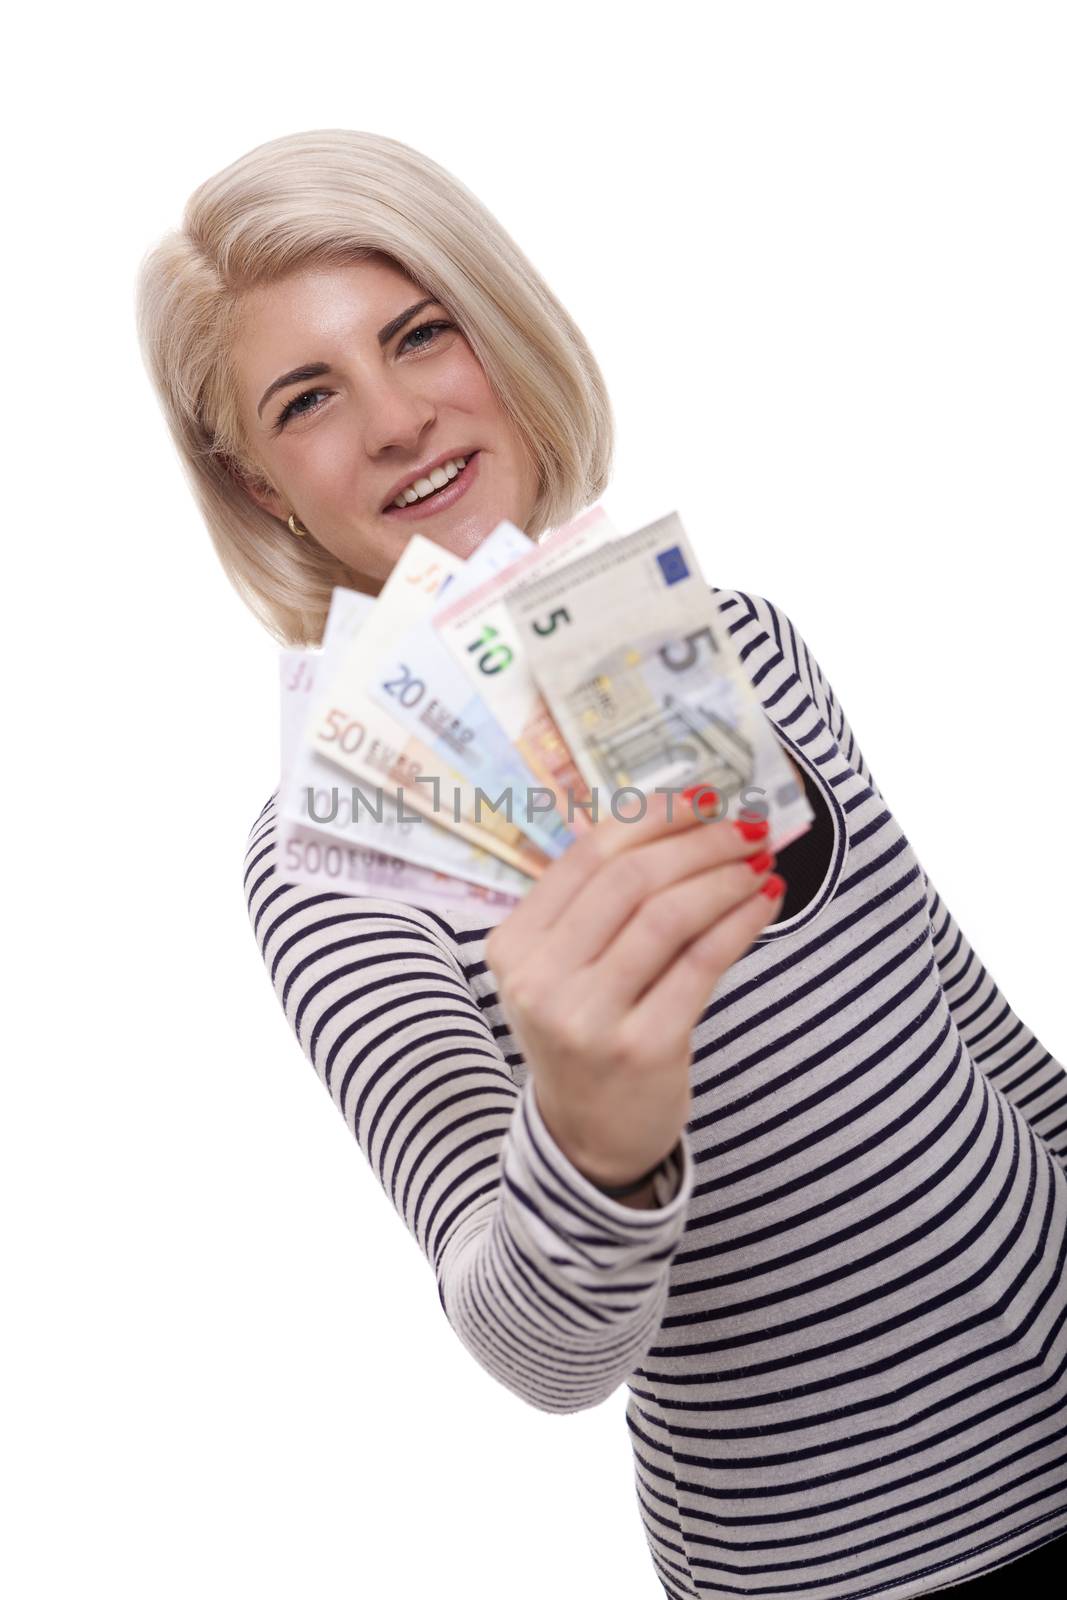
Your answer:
[256,297,439,418]
[376,296,438,347]
[257,361,331,419]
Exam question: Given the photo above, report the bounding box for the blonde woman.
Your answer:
[136,130,1067,1600]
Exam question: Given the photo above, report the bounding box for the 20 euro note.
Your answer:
[361,524,575,851]
[304,536,556,878]
[276,644,529,913]
[503,510,814,851]
[429,504,624,832]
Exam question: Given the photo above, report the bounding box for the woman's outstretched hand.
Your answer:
[484,789,786,1192]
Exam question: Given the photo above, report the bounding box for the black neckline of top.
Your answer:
[753,737,849,941]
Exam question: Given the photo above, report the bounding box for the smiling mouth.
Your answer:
[382,451,480,514]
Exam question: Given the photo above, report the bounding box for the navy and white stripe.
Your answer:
[243,589,1067,1599]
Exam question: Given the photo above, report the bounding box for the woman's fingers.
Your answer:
[623,875,785,1046]
[487,788,706,962]
[579,854,779,1017]
[541,813,772,973]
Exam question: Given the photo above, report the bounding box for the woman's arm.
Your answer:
[242,792,694,1414]
[750,591,1067,1169]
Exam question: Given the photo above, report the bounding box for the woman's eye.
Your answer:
[398,319,455,353]
[276,388,328,430]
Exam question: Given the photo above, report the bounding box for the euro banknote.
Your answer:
[503,511,814,850]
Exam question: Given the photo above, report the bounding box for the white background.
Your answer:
[5,3,1065,1597]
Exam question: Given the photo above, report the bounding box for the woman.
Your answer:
[136,129,1067,1599]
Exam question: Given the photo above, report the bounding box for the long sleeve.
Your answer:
[755,592,1067,1170]
[242,791,695,1413]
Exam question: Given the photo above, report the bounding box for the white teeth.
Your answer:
[390,456,470,509]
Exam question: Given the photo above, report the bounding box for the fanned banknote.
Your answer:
[274,505,815,918]
[503,511,814,849]
[272,813,521,921]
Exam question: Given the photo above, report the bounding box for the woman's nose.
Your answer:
[361,372,436,458]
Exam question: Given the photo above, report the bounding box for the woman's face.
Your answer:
[230,255,542,590]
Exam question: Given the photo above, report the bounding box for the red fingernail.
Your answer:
[732,818,770,841]
[681,785,719,814]
[747,850,775,873]
[760,873,786,899]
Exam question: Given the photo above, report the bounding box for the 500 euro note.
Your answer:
[504,511,814,851]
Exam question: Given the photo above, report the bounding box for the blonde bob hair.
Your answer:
[135,129,614,646]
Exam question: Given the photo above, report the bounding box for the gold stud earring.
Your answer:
[287,512,310,538]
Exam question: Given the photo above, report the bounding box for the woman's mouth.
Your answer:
[382,451,481,521]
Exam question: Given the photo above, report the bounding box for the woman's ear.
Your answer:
[225,457,287,522]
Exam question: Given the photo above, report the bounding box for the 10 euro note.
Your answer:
[504,510,814,851]
[430,504,624,832]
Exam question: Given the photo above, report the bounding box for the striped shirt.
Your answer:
[242,588,1067,1600]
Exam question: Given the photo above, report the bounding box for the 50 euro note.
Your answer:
[503,510,814,852]
[277,585,376,834]
[304,535,557,879]
[428,504,624,833]
[274,638,525,919]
